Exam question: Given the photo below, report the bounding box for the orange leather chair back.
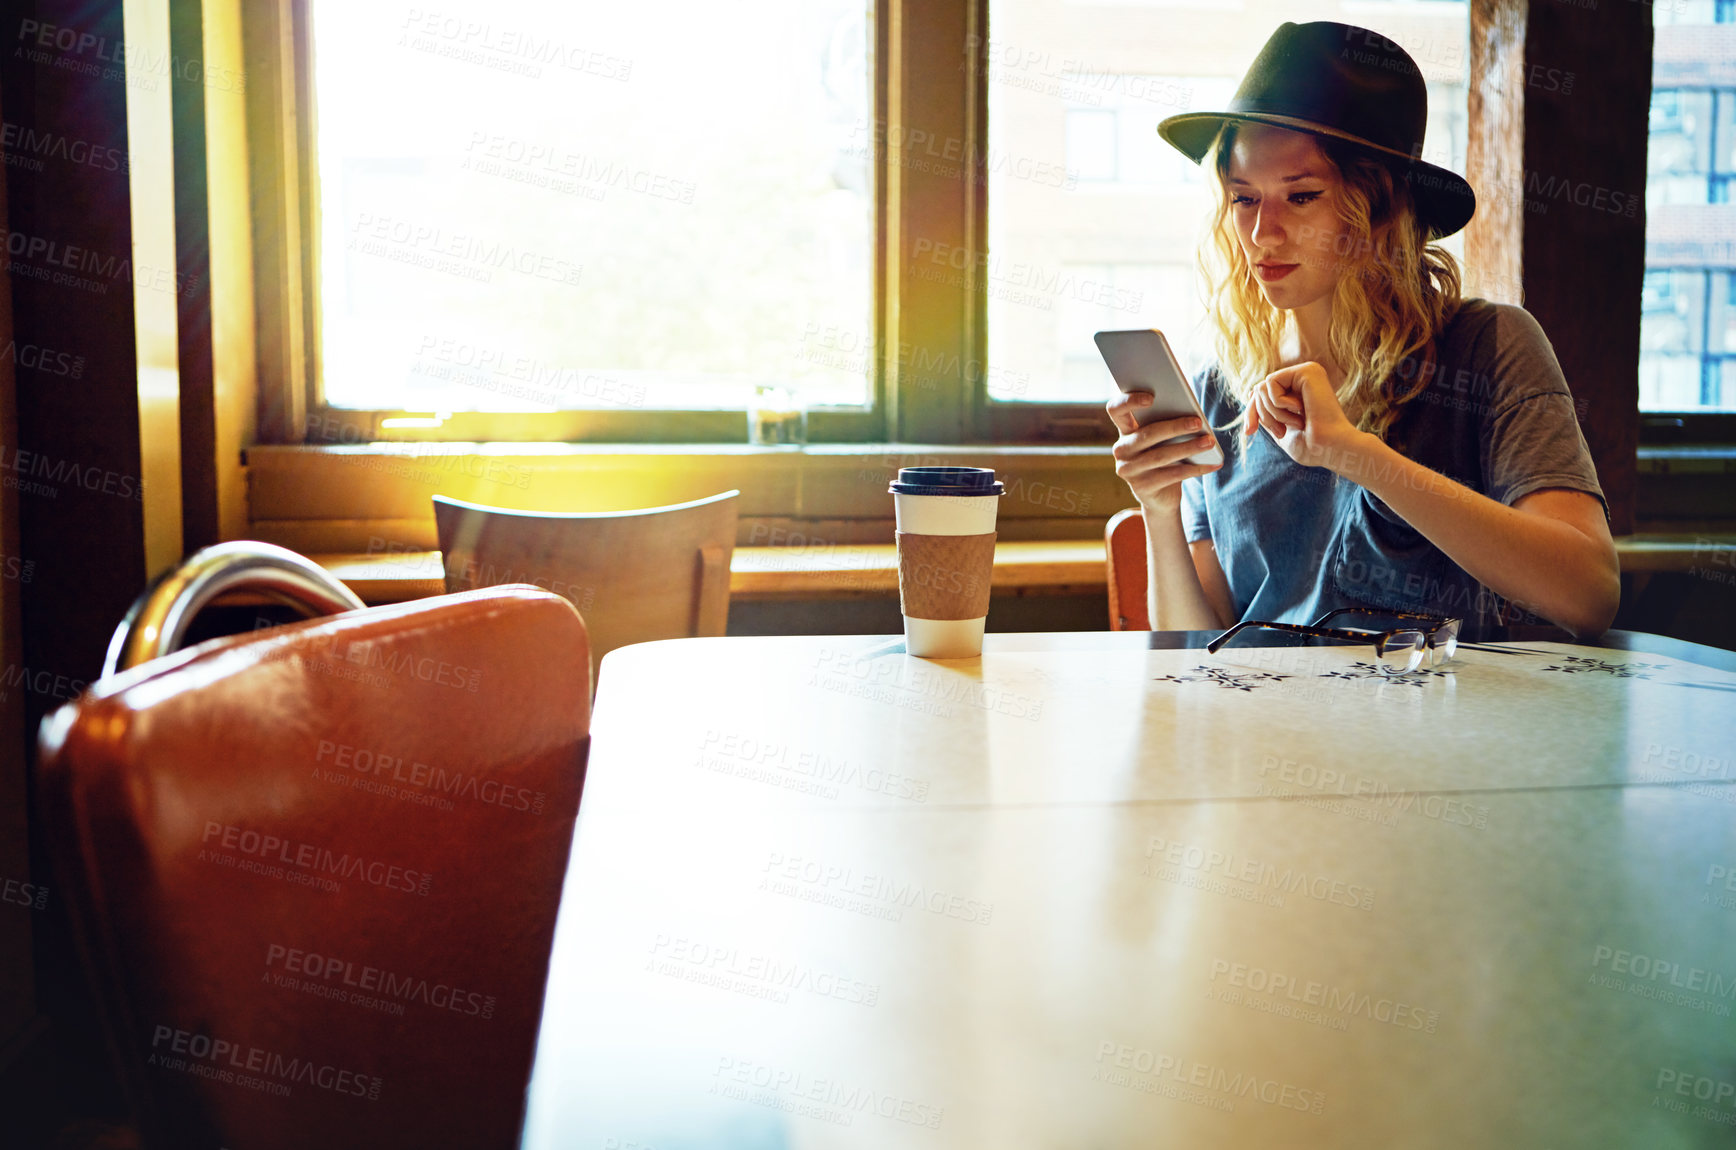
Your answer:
[1105,507,1149,631]
[434,491,739,686]
[37,587,592,1150]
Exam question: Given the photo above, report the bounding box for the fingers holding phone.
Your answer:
[1108,404,1223,510]
[1106,390,1157,436]
[1098,329,1224,511]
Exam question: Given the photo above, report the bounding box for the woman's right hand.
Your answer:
[1107,393,1224,511]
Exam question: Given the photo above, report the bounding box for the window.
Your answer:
[303,0,876,441]
[258,0,1478,445]
[1064,109,1119,183]
[1644,2,1736,411]
[1638,269,1736,408]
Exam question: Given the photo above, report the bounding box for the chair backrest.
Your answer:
[1105,507,1149,631]
[434,490,740,682]
[37,587,592,1150]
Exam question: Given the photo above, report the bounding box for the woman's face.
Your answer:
[1225,123,1347,312]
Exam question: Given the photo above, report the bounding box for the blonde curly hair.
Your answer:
[1198,121,1463,450]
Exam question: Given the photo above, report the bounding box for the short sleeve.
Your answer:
[1475,305,1609,519]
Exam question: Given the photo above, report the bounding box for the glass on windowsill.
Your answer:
[748,386,807,447]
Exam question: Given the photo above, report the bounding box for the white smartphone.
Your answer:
[1094,329,1223,467]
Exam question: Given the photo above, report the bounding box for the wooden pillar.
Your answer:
[1464,0,1527,305]
[173,0,218,551]
[1520,1,1649,534]
[1,0,148,726]
[1,0,145,1121]
[0,65,34,1068]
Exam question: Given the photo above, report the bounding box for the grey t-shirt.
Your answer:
[1179,299,1606,636]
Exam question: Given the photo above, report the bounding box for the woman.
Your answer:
[1108,21,1619,640]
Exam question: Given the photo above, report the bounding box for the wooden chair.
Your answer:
[433,490,740,684]
[37,549,591,1150]
[1106,507,1150,631]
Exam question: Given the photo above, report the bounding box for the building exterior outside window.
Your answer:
[1644,2,1736,411]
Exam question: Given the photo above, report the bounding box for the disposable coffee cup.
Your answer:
[889,466,1005,658]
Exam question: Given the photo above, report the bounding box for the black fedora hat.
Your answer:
[1158,21,1476,239]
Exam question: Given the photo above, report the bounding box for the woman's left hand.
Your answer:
[1245,362,1368,472]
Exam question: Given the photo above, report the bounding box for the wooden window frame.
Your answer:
[245,0,1108,449]
[230,0,1730,544]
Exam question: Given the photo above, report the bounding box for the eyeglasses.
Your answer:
[1312,608,1461,669]
[1206,610,1462,675]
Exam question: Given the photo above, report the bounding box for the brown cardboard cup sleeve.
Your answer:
[896,531,996,620]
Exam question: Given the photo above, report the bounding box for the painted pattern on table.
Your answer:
[1152,662,1455,690]
[1151,651,1708,690]
[1320,662,1454,685]
[1536,655,1671,679]
[1152,666,1292,691]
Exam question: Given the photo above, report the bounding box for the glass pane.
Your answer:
[1433,619,1460,663]
[1378,632,1424,674]
[1652,0,1731,24]
[985,0,1471,404]
[311,0,873,413]
[1643,1,1736,410]
[1065,109,1119,182]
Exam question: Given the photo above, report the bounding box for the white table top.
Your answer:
[521,632,1736,1149]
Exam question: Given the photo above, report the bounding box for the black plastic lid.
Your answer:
[888,466,1005,497]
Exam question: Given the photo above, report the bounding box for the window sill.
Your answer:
[1636,445,1736,474]
[244,443,1736,557]
[245,443,1125,554]
[310,541,1113,606]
